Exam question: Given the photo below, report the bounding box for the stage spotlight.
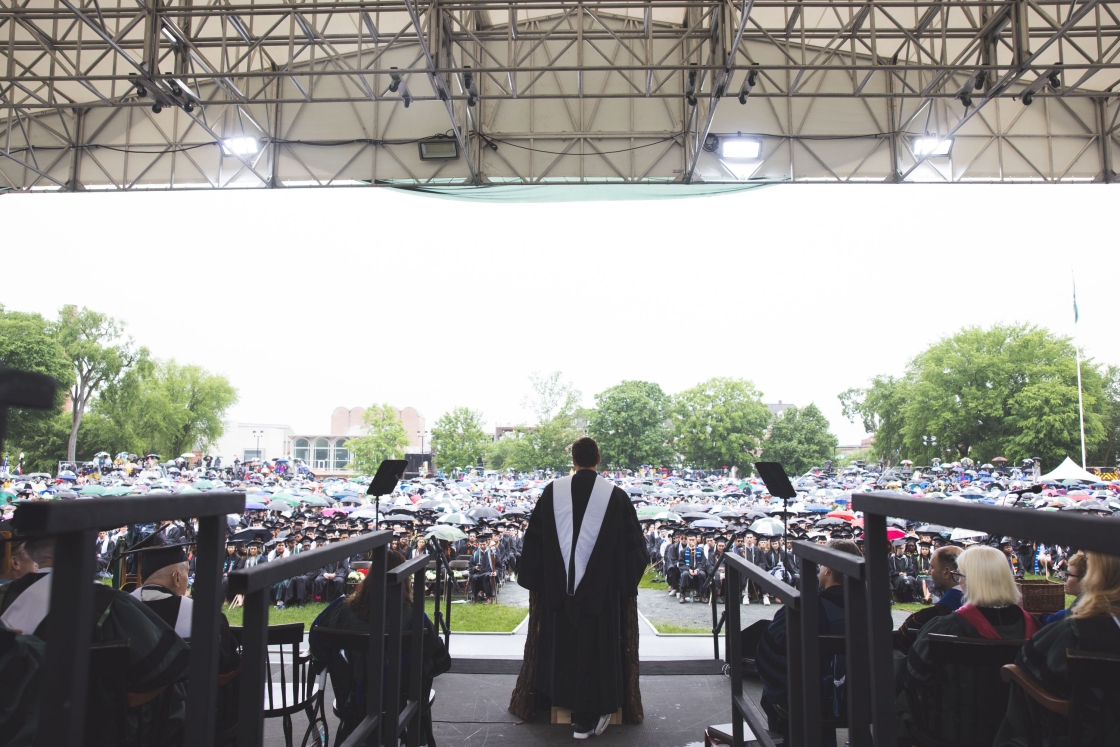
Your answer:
[389,67,402,93]
[738,66,759,105]
[464,66,478,107]
[686,64,697,106]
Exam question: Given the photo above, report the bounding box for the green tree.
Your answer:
[485,430,529,471]
[671,377,770,472]
[0,306,73,461]
[588,380,672,470]
[839,375,910,465]
[344,404,410,475]
[54,305,144,461]
[93,359,238,456]
[901,325,1104,464]
[762,403,839,476]
[1089,365,1120,467]
[431,407,490,471]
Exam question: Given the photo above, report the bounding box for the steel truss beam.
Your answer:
[1,0,1117,189]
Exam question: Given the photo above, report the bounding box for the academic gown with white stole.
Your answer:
[510,470,648,721]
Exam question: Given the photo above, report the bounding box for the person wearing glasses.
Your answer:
[1039,551,1086,625]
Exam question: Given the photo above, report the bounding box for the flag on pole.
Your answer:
[1073,278,1079,324]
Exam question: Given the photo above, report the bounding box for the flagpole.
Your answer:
[1073,273,1087,469]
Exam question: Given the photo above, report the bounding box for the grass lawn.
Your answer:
[221,598,527,633]
[639,567,668,590]
[649,620,711,635]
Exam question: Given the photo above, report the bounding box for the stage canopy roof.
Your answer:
[2,0,1118,191]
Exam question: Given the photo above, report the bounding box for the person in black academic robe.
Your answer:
[676,537,707,602]
[509,438,648,736]
[0,537,190,745]
[314,558,348,601]
[470,541,499,602]
[220,544,245,602]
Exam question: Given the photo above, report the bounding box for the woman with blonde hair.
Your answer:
[994,551,1120,746]
[896,545,1040,742]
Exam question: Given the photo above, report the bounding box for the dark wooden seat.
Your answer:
[906,634,1025,747]
[1002,649,1120,747]
[311,625,437,747]
[230,623,322,747]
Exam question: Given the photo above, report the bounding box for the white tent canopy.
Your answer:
[1038,457,1099,484]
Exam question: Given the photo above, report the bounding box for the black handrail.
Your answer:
[722,552,801,747]
[228,530,392,746]
[12,492,244,747]
[757,492,1120,747]
[789,540,870,747]
[381,553,429,747]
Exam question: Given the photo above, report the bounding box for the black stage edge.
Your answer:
[450,658,726,675]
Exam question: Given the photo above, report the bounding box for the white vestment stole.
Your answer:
[552,475,614,595]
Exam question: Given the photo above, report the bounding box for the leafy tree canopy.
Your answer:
[92,359,238,457]
[345,404,411,475]
[842,324,1110,467]
[54,305,144,461]
[762,403,839,476]
[0,306,74,460]
[588,380,672,470]
[431,407,490,471]
[671,377,770,472]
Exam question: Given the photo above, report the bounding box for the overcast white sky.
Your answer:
[3,184,1116,444]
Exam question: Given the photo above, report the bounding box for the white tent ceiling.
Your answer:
[2,0,1118,190]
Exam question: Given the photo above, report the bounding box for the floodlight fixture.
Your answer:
[738,66,759,105]
[685,64,698,107]
[389,67,402,92]
[720,137,762,160]
[418,136,459,161]
[222,136,260,156]
[913,137,953,157]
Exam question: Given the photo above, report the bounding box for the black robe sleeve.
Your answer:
[516,484,551,593]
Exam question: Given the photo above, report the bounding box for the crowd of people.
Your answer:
[1,449,1118,745]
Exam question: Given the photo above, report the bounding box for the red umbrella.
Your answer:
[827,510,856,521]
[886,527,907,541]
[991,456,1008,463]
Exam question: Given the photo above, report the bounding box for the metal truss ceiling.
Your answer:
[2,0,1118,190]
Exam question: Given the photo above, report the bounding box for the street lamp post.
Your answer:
[252,430,263,461]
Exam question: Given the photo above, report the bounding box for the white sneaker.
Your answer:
[573,714,610,740]
[763,595,771,606]
[669,589,677,597]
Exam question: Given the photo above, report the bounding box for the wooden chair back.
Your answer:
[906,634,1024,747]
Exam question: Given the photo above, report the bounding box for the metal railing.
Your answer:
[11,492,245,747]
[776,490,1120,747]
[721,552,801,747]
[226,530,392,746]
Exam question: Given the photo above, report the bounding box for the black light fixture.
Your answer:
[464,66,478,107]
[738,65,759,105]
[389,66,412,107]
[685,64,698,106]
[418,135,459,160]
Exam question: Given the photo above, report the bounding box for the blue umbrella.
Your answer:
[690,518,726,529]
[244,501,268,511]
[803,503,831,513]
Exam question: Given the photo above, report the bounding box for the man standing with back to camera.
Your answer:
[509,437,648,739]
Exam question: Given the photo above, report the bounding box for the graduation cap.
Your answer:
[122,532,191,577]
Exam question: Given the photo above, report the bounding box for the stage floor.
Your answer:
[263,672,766,747]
